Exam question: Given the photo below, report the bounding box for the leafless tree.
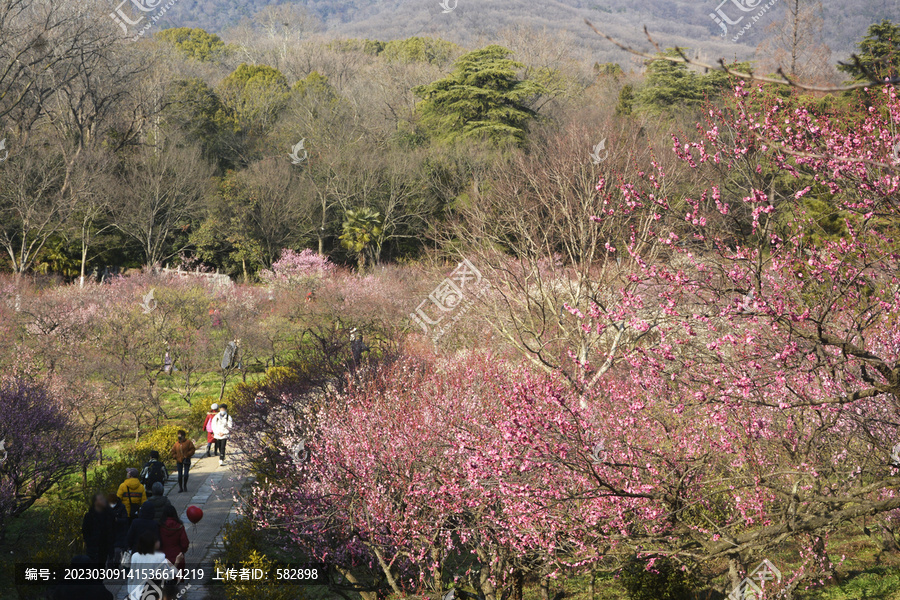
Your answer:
[111,138,212,267]
[453,113,701,389]
[755,0,837,84]
[237,157,318,267]
[0,1,113,130]
[0,138,72,275]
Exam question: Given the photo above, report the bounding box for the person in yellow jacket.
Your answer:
[116,468,147,520]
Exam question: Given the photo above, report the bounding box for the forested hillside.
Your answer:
[3,1,900,599]
[156,0,899,64]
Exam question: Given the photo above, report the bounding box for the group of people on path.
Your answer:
[58,405,235,599]
[72,474,188,599]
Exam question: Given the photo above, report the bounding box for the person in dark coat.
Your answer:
[144,481,174,527]
[126,502,159,552]
[107,493,129,565]
[52,555,114,600]
[81,492,113,567]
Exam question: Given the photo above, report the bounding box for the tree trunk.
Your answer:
[727,557,743,593]
[540,576,550,600]
[336,567,378,600]
[510,570,524,600]
[80,224,88,288]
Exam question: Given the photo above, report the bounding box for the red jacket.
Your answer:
[203,412,216,443]
[158,517,189,566]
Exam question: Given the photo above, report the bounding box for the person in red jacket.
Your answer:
[203,403,218,457]
[158,505,188,572]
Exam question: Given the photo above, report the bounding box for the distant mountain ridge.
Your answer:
[155,0,897,65]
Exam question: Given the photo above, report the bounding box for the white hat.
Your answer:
[211,403,219,410]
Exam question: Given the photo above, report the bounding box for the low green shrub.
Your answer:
[89,425,185,497]
[214,517,307,600]
[189,398,217,439]
[30,498,84,564]
[133,424,183,470]
[620,556,700,600]
[88,445,149,500]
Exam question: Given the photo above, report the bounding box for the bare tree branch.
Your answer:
[584,20,900,92]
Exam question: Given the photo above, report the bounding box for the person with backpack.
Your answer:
[140,450,168,488]
[211,404,233,466]
[203,403,218,457]
[116,468,146,520]
[126,530,175,600]
[170,430,196,493]
[143,482,174,527]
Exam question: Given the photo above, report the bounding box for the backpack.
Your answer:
[141,460,166,486]
[205,415,214,434]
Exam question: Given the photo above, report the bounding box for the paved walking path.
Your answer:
[109,440,245,600]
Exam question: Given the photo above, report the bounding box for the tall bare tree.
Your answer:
[453,113,700,388]
[755,0,836,83]
[111,138,212,267]
[0,138,71,275]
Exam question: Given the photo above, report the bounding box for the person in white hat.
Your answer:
[203,403,219,457]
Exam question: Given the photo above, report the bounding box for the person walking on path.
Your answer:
[107,493,129,567]
[203,403,218,457]
[170,429,196,493]
[140,450,168,488]
[158,505,188,571]
[126,503,159,552]
[81,492,113,567]
[127,531,176,600]
[116,468,146,520]
[144,482,174,527]
[212,404,233,466]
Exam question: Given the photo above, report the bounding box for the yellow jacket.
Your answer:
[116,477,146,518]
